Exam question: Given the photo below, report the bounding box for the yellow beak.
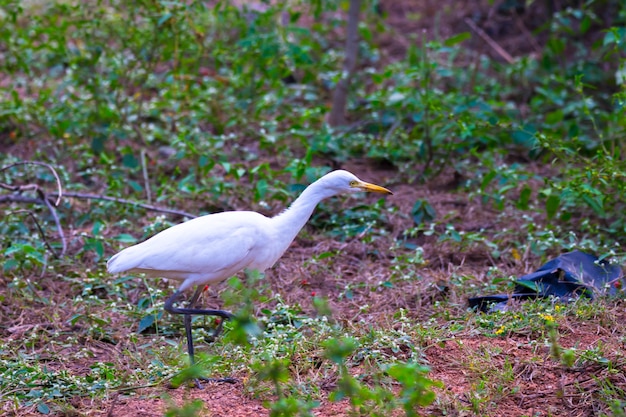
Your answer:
[354,181,393,195]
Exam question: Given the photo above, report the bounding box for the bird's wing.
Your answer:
[108,212,269,281]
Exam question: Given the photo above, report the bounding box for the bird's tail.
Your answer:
[106,248,136,274]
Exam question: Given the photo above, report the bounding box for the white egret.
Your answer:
[107,170,392,382]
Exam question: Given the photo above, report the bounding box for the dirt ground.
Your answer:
[102,320,624,417]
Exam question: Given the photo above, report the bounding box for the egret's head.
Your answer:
[319,170,393,195]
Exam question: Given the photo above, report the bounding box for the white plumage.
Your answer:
[106,169,392,376]
[108,211,279,291]
[107,170,392,291]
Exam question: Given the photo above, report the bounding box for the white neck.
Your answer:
[269,177,339,254]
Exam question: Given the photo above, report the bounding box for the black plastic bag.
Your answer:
[469,251,623,313]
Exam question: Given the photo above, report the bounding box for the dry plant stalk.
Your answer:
[0,160,198,259]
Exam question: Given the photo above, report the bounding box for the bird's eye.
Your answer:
[349,180,358,187]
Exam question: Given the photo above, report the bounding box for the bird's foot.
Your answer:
[193,376,237,389]
[207,316,230,341]
[168,375,237,389]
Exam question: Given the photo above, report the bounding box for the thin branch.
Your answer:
[41,194,67,257]
[1,191,197,218]
[57,191,198,218]
[1,160,195,258]
[464,17,514,64]
[0,161,63,206]
[140,149,152,204]
[0,182,39,193]
[383,117,403,144]
[9,209,63,258]
[0,195,43,204]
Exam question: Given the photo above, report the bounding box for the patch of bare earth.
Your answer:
[426,318,626,417]
[106,384,266,417]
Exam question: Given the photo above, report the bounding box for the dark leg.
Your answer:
[164,289,236,386]
[182,287,203,365]
[183,313,195,363]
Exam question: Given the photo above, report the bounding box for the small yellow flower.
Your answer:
[540,313,555,322]
[554,305,562,312]
[495,325,506,335]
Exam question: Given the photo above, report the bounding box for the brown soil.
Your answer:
[55,319,626,417]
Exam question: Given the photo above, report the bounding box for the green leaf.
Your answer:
[603,30,617,46]
[122,153,139,169]
[69,314,83,326]
[312,296,333,317]
[582,194,604,216]
[516,280,540,292]
[411,199,436,225]
[92,135,105,154]
[547,37,565,56]
[289,11,302,23]
[444,32,471,46]
[93,240,104,259]
[545,194,560,220]
[516,185,532,210]
[545,110,563,125]
[92,221,103,235]
[481,171,496,191]
[137,314,155,333]
[511,128,536,147]
[157,13,172,27]
[114,234,138,243]
[316,251,335,260]
[255,179,268,200]
[128,180,143,192]
[580,14,591,35]
[227,315,262,346]
[323,337,357,365]
[3,258,19,272]
[169,365,206,390]
[4,245,23,256]
[37,402,50,414]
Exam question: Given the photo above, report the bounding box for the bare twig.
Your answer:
[9,209,64,258]
[106,393,120,417]
[464,17,514,64]
[1,161,67,257]
[383,117,402,144]
[58,191,197,218]
[0,161,63,206]
[41,195,67,257]
[2,160,196,260]
[0,195,44,204]
[1,190,197,218]
[141,149,152,204]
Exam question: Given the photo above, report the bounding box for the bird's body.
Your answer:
[107,170,392,382]
[108,211,281,291]
[107,170,391,291]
